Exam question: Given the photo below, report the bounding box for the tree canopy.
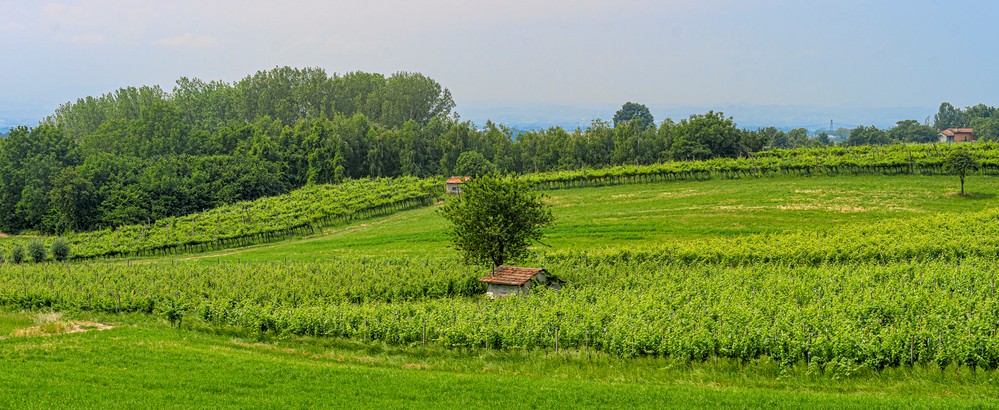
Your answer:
[933,102,997,131]
[453,151,495,176]
[888,120,938,143]
[845,125,889,146]
[934,102,965,130]
[613,102,655,129]
[670,111,741,160]
[439,174,554,268]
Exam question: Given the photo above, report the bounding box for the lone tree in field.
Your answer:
[9,243,24,264]
[26,240,46,263]
[439,174,554,268]
[51,238,71,262]
[944,149,978,196]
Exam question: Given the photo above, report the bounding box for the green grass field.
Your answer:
[1,312,996,409]
[5,173,999,408]
[182,174,999,262]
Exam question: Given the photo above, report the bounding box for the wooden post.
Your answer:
[555,326,560,354]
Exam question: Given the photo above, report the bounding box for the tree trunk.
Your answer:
[960,174,966,195]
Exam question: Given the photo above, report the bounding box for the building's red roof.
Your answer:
[941,128,974,136]
[479,266,546,286]
[446,176,471,184]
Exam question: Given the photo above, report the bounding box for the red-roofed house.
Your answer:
[939,128,975,143]
[445,176,471,195]
[480,265,555,298]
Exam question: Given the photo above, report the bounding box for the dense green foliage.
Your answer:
[612,102,654,129]
[453,151,495,176]
[886,120,938,144]
[0,123,289,233]
[440,174,554,267]
[25,240,45,264]
[8,244,23,264]
[671,111,741,160]
[844,125,889,146]
[0,68,457,234]
[933,102,999,142]
[50,238,70,262]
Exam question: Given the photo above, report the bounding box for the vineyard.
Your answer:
[548,208,999,266]
[3,257,999,373]
[0,177,439,260]
[525,142,999,189]
[4,204,999,373]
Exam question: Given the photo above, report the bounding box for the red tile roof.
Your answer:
[446,176,471,184]
[479,266,546,286]
[941,128,974,136]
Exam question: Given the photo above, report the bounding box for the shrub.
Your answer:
[26,240,46,263]
[51,238,70,262]
[9,243,24,264]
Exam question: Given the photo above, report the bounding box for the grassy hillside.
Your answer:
[191,174,999,262]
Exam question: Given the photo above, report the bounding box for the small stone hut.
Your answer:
[445,176,471,195]
[480,266,554,298]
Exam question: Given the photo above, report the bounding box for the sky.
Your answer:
[1,0,998,129]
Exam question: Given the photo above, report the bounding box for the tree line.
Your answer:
[0,66,988,234]
[836,102,999,146]
[0,67,457,234]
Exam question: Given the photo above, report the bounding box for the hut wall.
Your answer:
[486,284,524,298]
[446,183,462,194]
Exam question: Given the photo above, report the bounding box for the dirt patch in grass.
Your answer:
[776,204,869,213]
[658,189,705,199]
[11,321,114,337]
[3,312,113,338]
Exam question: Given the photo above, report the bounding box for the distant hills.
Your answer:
[0,103,52,134]
[458,102,936,133]
[3,102,937,135]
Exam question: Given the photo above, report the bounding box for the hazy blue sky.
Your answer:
[1,0,997,127]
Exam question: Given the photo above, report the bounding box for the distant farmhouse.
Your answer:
[480,266,558,298]
[939,128,975,143]
[445,176,471,195]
